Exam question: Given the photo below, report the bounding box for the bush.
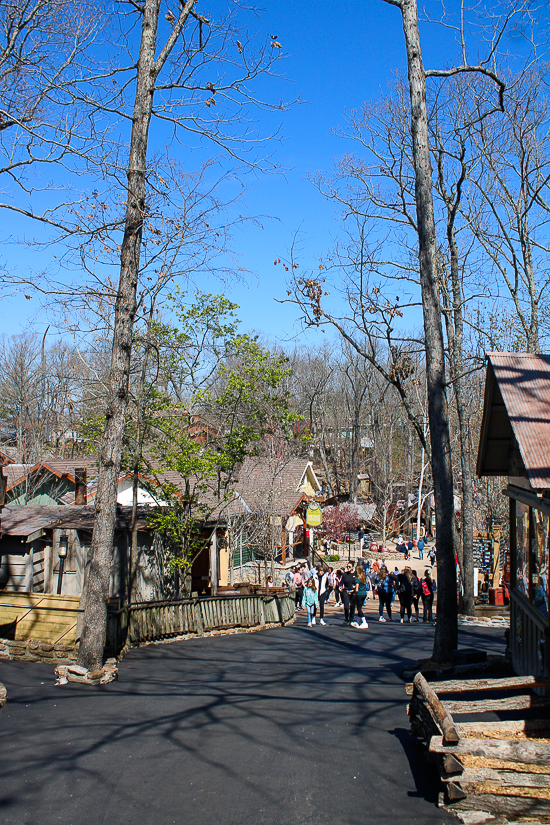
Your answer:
[329,554,340,562]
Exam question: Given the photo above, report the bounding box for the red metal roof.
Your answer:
[480,353,550,488]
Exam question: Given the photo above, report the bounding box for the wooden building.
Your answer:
[477,352,550,679]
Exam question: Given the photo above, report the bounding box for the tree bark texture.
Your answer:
[78,0,196,670]
[394,0,458,659]
[438,153,475,616]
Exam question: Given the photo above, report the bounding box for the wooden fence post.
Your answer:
[193,599,204,636]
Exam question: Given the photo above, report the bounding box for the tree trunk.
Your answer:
[438,157,475,617]
[77,0,163,671]
[393,0,458,661]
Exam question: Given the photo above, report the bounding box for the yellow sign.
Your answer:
[306,502,322,527]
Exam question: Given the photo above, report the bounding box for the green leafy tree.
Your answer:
[141,292,301,594]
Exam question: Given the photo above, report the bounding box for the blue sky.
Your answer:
[0,0,522,346]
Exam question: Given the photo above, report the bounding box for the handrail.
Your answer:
[0,603,82,612]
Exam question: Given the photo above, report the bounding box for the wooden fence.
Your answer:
[106,593,295,654]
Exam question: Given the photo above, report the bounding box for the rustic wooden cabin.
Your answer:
[477,352,550,679]
[0,503,236,602]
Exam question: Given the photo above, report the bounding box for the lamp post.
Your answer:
[57,535,68,595]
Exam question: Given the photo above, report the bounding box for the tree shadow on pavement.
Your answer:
[390,727,442,804]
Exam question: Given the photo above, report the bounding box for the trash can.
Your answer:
[488,588,505,606]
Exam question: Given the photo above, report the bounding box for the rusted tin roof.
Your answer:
[477,352,550,488]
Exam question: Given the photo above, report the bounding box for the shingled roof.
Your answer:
[3,464,35,490]
[477,352,550,488]
[235,457,321,515]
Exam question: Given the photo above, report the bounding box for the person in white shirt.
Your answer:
[317,564,329,626]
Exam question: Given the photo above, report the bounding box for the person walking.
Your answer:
[396,535,405,557]
[421,569,436,623]
[410,569,422,621]
[396,568,413,623]
[367,567,377,600]
[326,567,336,604]
[417,537,425,560]
[407,539,413,561]
[340,561,356,626]
[428,546,436,567]
[376,566,396,622]
[350,564,369,628]
[284,566,294,590]
[303,578,319,627]
[317,565,329,626]
[293,566,304,610]
[334,569,343,606]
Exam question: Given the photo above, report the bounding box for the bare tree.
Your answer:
[74,2,288,670]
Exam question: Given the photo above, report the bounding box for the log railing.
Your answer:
[106,593,295,653]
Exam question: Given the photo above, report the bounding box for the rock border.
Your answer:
[0,637,77,663]
[55,659,118,686]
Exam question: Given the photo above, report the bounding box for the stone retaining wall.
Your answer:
[0,637,77,663]
[458,614,509,628]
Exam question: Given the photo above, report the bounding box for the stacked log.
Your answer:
[407,672,550,821]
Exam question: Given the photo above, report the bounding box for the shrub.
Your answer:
[329,554,340,562]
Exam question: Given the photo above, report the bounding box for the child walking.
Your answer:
[303,578,319,627]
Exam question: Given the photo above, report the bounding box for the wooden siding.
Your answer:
[0,592,80,644]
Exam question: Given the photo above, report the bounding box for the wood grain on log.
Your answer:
[441,753,464,776]
[455,719,550,737]
[413,672,459,744]
[406,674,550,696]
[444,695,550,714]
[444,767,550,791]
[461,753,550,774]
[430,736,550,765]
[443,792,550,817]
[445,781,467,801]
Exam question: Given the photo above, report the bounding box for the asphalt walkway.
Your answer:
[0,610,506,825]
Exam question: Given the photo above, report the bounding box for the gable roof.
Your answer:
[477,352,550,488]
[235,457,322,515]
[0,450,15,465]
[4,464,35,491]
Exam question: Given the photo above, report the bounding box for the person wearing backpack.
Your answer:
[376,566,397,622]
[410,569,422,621]
[350,564,369,629]
[417,537,425,560]
[396,568,413,623]
[421,569,435,623]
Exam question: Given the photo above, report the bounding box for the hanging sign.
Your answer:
[306,502,322,527]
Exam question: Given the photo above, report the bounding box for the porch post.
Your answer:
[210,528,218,596]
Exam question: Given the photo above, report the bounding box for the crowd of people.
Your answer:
[285,559,437,627]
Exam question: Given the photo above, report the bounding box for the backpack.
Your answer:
[384,576,394,594]
[397,576,411,594]
[422,580,431,597]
